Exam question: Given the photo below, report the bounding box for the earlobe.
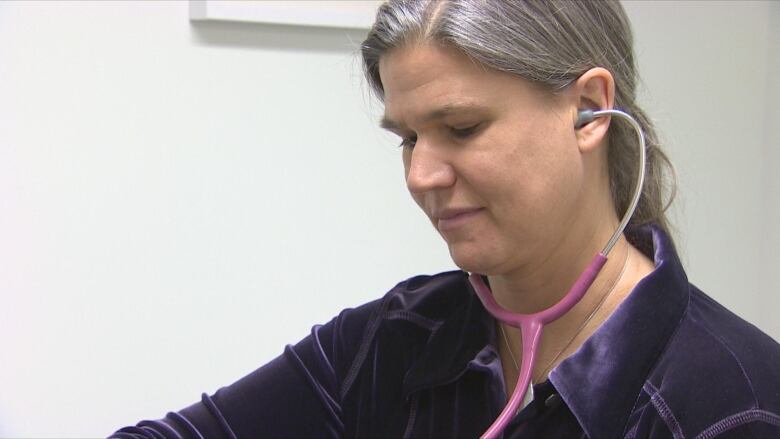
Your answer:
[572,67,615,153]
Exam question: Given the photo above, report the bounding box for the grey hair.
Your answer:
[361,0,676,239]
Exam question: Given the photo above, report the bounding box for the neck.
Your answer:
[494,233,656,389]
[487,212,620,315]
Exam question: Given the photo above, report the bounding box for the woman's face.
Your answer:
[379,43,590,277]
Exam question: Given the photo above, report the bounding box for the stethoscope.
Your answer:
[468,108,647,439]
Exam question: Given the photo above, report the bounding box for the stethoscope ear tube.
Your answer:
[470,109,646,439]
[595,110,647,255]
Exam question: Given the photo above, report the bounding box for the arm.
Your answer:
[109,299,381,439]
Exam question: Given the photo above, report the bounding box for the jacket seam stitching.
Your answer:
[402,393,420,438]
[644,381,685,439]
[384,309,441,331]
[694,409,780,439]
[339,290,394,400]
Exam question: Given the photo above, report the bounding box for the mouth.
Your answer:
[435,207,483,232]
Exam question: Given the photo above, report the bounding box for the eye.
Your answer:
[450,123,481,139]
[398,135,417,149]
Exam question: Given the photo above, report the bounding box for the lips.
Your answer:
[435,207,483,232]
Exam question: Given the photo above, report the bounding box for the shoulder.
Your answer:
[382,270,472,319]
[321,270,468,330]
[638,284,780,437]
[655,284,780,403]
[328,270,472,354]
[311,270,474,435]
[317,270,471,373]
[328,270,470,331]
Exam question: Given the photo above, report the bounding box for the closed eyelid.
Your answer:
[450,121,487,138]
[380,103,491,131]
[379,116,401,133]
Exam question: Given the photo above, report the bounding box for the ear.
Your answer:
[571,67,615,154]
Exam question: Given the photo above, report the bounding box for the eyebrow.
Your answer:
[380,103,489,131]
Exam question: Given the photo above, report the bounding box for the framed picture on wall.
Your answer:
[189,0,383,30]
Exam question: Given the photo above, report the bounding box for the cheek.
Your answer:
[521,143,584,222]
[487,129,581,216]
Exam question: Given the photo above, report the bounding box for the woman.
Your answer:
[113,1,780,437]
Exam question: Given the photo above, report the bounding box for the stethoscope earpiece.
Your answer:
[575,109,595,129]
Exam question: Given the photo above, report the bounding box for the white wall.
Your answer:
[624,0,777,332]
[760,0,780,345]
[0,2,455,435]
[0,1,776,437]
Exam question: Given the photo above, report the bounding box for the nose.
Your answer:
[405,141,456,195]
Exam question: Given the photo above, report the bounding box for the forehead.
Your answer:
[378,43,544,129]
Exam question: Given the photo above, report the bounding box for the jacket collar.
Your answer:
[549,224,689,438]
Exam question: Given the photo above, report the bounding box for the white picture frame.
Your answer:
[189,1,383,30]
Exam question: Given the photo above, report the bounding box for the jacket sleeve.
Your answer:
[108,298,383,439]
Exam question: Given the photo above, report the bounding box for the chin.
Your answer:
[447,244,496,275]
[447,237,531,276]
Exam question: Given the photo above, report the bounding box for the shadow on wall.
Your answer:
[189,20,370,54]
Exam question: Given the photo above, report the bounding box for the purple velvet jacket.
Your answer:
[112,226,780,438]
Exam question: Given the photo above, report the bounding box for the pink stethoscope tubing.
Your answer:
[468,109,647,439]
